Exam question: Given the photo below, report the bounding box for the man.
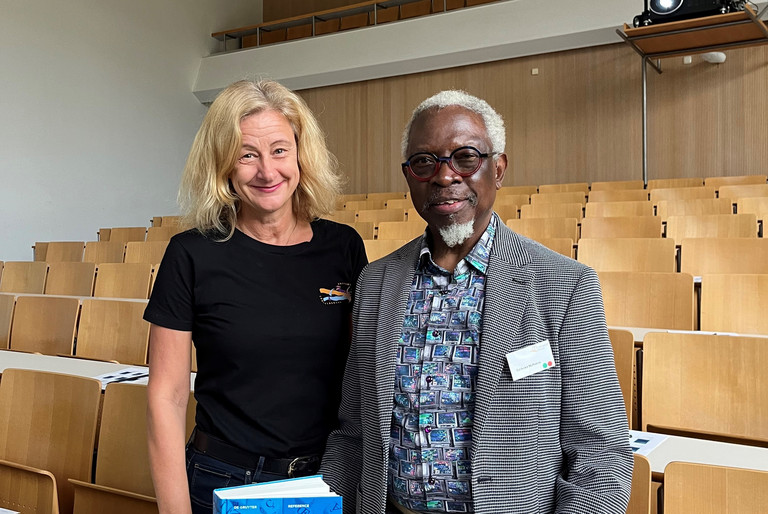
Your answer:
[321,90,632,514]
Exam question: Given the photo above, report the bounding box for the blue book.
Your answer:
[213,475,342,514]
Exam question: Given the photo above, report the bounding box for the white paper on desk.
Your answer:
[93,366,149,390]
[628,430,669,456]
[0,508,21,514]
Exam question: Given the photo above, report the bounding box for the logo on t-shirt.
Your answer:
[319,283,352,304]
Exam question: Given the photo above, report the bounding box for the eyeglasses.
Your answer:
[402,146,493,182]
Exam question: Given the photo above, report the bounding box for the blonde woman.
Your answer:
[145,80,367,514]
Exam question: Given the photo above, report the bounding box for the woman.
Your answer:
[145,79,367,514]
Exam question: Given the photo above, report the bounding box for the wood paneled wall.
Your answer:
[298,42,768,194]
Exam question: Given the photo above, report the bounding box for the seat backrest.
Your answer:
[0,368,102,514]
[626,453,652,514]
[108,227,147,243]
[76,299,150,365]
[663,462,768,514]
[376,221,426,240]
[83,241,126,264]
[588,189,649,203]
[580,216,663,238]
[584,201,654,218]
[537,182,589,194]
[643,332,768,443]
[656,198,734,221]
[0,462,57,514]
[327,210,358,224]
[355,208,406,224]
[700,274,768,335]
[590,180,645,192]
[384,198,411,210]
[95,382,196,496]
[363,239,407,261]
[124,241,170,266]
[718,183,768,200]
[0,294,15,350]
[93,263,153,299]
[737,196,768,221]
[520,202,584,220]
[9,296,80,355]
[348,221,376,240]
[44,242,85,262]
[578,238,676,272]
[598,271,694,330]
[530,191,587,206]
[647,177,703,189]
[666,213,758,245]
[495,194,530,207]
[680,238,768,276]
[0,261,49,294]
[157,215,182,227]
[650,186,716,203]
[44,261,96,296]
[33,242,49,261]
[607,328,634,426]
[704,174,767,189]
[498,185,538,195]
[494,204,519,222]
[366,191,407,202]
[146,226,183,242]
[506,218,579,241]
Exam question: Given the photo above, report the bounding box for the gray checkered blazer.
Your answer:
[320,219,632,514]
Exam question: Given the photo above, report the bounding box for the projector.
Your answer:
[633,0,745,27]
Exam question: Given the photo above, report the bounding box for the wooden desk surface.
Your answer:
[0,350,195,390]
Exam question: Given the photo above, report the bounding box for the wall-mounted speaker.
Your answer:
[633,0,741,27]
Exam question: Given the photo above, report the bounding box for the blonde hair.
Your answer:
[179,79,341,240]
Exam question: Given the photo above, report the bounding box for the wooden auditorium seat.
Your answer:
[647,177,703,189]
[33,242,48,261]
[607,328,634,426]
[597,272,694,330]
[83,241,126,264]
[577,238,676,272]
[627,454,652,514]
[105,227,147,243]
[538,182,589,194]
[0,294,14,350]
[0,460,58,514]
[377,221,426,241]
[45,261,97,296]
[584,201,654,218]
[496,193,529,207]
[356,208,406,224]
[590,180,645,191]
[530,191,587,206]
[580,216,663,239]
[363,239,408,261]
[704,174,767,188]
[44,241,85,262]
[700,274,768,335]
[145,226,183,242]
[736,196,768,222]
[70,382,196,514]
[0,369,102,514]
[327,210,357,224]
[8,296,79,356]
[506,218,580,242]
[124,241,169,266]
[348,221,376,240]
[655,198,734,221]
[520,202,584,220]
[151,215,182,227]
[93,263,153,299]
[643,332,768,445]
[384,198,411,210]
[718,183,768,201]
[366,191,407,202]
[663,462,768,514]
[498,185,538,195]
[493,204,519,222]
[680,238,768,276]
[0,261,48,294]
[75,299,150,365]
[665,213,758,245]
[587,189,649,203]
[649,186,716,203]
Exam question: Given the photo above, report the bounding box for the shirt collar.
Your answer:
[417,214,497,276]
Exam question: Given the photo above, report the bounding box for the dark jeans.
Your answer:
[185,445,288,514]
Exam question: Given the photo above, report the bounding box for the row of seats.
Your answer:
[31,240,169,264]
[0,294,150,365]
[0,370,195,514]
[0,262,156,298]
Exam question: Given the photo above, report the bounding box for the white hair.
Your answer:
[401,90,506,158]
[437,219,476,248]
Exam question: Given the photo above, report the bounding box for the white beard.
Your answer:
[437,219,475,248]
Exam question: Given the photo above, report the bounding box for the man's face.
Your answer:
[404,105,506,247]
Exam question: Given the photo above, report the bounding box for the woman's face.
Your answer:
[230,109,300,222]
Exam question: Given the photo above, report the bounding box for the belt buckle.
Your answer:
[287,457,302,478]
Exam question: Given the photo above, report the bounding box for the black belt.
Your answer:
[189,429,320,478]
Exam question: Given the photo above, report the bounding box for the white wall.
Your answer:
[0,0,261,261]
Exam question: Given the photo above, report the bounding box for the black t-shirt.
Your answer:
[144,219,367,457]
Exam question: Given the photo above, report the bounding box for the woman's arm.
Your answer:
[147,323,193,514]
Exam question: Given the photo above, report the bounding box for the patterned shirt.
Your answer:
[388,216,496,513]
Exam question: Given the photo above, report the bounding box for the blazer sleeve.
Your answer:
[554,267,633,513]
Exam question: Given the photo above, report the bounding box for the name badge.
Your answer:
[506,340,556,381]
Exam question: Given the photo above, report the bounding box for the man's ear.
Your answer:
[494,153,508,189]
